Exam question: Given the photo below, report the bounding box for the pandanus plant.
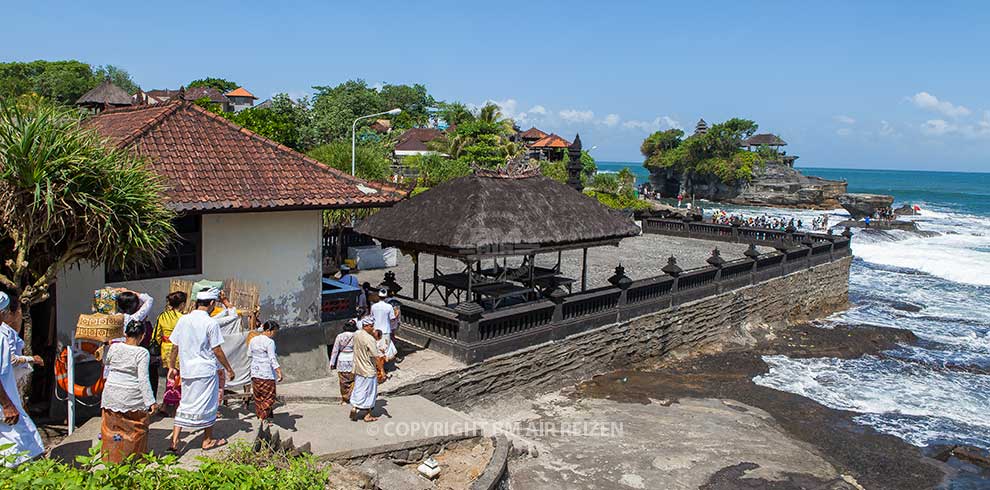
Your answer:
[0,98,175,379]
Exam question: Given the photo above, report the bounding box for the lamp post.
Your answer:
[352,108,402,176]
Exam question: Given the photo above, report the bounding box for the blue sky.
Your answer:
[3,0,989,171]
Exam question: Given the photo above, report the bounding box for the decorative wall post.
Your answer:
[548,286,568,323]
[744,243,760,284]
[608,264,633,308]
[662,256,683,304]
[706,248,726,292]
[454,302,484,343]
[567,134,584,192]
[381,271,402,296]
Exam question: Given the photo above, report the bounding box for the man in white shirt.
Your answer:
[167,288,235,452]
[370,289,396,337]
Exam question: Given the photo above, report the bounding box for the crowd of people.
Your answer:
[0,265,402,467]
[707,209,834,232]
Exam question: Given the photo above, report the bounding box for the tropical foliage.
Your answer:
[0,99,175,351]
[0,60,140,104]
[0,442,328,489]
[306,140,392,181]
[226,94,317,151]
[310,79,435,143]
[427,102,520,170]
[403,152,470,188]
[187,77,239,93]
[641,118,765,183]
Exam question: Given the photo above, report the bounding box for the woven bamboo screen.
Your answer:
[168,278,260,330]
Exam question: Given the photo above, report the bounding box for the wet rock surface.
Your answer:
[572,323,946,490]
[837,193,896,219]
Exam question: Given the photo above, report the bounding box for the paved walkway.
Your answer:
[50,395,475,466]
[51,405,259,469]
[279,346,465,402]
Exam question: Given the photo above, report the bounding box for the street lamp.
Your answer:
[352,108,402,176]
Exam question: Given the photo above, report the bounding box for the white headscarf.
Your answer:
[196,288,220,301]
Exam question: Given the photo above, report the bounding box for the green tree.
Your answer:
[404,152,471,187]
[306,140,392,181]
[0,60,98,104]
[93,65,140,94]
[641,118,763,183]
[187,77,239,93]
[310,79,387,143]
[437,101,473,127]
[379,83,435,129]
[227,94,317,151]
[0,99,175,360]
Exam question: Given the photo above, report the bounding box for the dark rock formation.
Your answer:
[648,163,847,209]
[837,193,895,219]
[894,204,919,216]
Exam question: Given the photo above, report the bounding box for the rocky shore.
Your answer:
[648,163,847,209]
[474,323,990,489]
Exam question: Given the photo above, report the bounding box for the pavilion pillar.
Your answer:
[412,252,420,300]
[581,248,588,292]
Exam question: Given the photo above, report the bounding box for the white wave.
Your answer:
[754,355,990,447]
[852,232,990,286]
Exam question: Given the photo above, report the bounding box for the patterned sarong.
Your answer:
[337,372,355,403]
[252,378,276,420]
[100,409,150,464]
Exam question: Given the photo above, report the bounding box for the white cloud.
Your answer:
[921,119,956,136]
[602,114,621,127]
[833,115,856,125]
[622,116,681,132]
[559,109,594,123]
[836,127,853,137]
[879,120,898,137]
[908,92,971,118]
[528,105,547,115]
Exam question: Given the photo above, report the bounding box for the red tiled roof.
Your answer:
[395,127,443,152]
[183,86,227,103]
[224,87,256,99]
[84,101,401,212]
[519,127,548,140]
[530,133,571,149]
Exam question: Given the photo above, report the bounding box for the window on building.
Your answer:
[105,215,202,283]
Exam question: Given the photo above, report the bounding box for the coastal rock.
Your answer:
[893,204,919,216]
[647,163,847,209]
[837,193,895,219]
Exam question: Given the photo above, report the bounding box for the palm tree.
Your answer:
[427,133,470,160]
[476,102,515,135]
[0,98,175,358]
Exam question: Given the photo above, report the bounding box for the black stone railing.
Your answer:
[641,218,841,249]
[395,229,852,364]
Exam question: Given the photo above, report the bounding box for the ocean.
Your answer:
[603,162,990,451]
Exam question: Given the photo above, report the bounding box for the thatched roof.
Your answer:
[355,172,640,258]
[76,80,133,108]
[745,133,787,146]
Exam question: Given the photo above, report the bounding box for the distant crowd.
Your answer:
[708,210,833,232]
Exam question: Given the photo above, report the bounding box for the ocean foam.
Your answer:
[754,355,990,448]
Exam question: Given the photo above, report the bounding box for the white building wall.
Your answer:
[54,210,323,346]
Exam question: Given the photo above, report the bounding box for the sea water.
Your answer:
[606,163,990,450]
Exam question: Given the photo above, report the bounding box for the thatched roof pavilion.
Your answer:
[744,133,787,148]
[356,157,640,302]
[76,79,133,110]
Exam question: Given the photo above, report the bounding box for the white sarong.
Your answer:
[350,374,378,410]
[174,375,219,430]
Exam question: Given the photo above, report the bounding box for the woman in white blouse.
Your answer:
[248,321,282,423]
[100,320,157,463]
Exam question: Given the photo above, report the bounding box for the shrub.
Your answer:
[307,140,392,181]
[0,442,328,490]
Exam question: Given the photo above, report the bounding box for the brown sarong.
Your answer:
[252,378,277,420]
[100,409,150,464]
[337,371,355,403]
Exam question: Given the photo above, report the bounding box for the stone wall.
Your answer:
[390,256,851,409]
